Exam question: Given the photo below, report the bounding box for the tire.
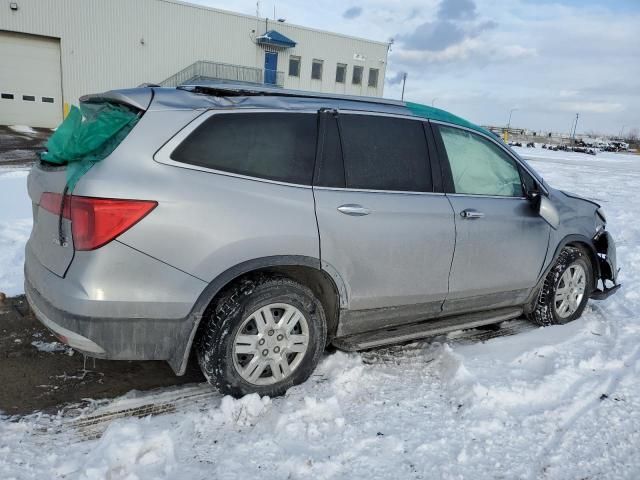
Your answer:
[529,246,593,326]
[196,275,327,397]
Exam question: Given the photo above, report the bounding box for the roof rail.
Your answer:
[176,82,406,107]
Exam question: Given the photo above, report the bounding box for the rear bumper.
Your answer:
[24,239,207,374]
[25,278,193,369]
[26,282,106,356]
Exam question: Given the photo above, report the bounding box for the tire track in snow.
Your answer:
[531,300,639,479]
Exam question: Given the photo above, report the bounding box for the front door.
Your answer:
[432,123,551,314]
[314,111,456,334]
[264,51,278,85]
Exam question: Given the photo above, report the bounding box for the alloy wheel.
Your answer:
[554,264,587,319]
[232,303,310,385]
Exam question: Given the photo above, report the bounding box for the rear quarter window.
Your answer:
[170,112,318,185]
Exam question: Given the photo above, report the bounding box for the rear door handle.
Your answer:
[337,204,370,216]
[460,209,484,219]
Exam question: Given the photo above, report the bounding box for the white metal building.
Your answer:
[0,0,389,128]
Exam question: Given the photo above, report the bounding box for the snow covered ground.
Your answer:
[0,168,31,296]
[1,149,639,479]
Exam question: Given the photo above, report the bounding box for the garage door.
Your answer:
[0,31,62,128]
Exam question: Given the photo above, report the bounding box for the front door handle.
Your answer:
[337,204,371,216]
[460,209,484,219]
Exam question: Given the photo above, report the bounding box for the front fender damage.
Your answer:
[591,229,621,300]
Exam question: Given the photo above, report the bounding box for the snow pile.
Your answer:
[31,340,70,354]
[216,393,271,426]
[0,169,32,296]
[8,125,36,134]
[74,422,175,480]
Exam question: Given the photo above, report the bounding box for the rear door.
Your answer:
[432,123,550,314]
[313,110,455,333]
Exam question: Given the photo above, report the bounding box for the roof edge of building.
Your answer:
[156,0,390,47]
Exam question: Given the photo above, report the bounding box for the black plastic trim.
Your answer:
[175,255,344,375]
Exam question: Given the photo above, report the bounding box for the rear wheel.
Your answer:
[529,246,593,326]
[196,276,327,397]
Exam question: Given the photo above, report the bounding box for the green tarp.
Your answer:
[405,101,492,137]
[41,102,139,190]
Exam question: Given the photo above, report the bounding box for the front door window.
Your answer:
[439,125,523,197]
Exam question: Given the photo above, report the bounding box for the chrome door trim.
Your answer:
[337,109,429,122]
[446,193,528,200]
[313,185,446,196]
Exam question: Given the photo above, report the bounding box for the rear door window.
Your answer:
[438,125,523,197]
[171,112,318,185]
[339,114,431,192]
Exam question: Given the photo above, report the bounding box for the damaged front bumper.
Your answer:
[591,229,621,300]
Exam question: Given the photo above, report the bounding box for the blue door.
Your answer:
[264,51,278,85]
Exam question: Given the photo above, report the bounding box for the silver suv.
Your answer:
[25,85,620,397]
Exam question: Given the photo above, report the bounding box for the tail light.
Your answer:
[40,193,157,250]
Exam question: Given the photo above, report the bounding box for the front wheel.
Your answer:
[196,276,327,397]
[529,246,593,326]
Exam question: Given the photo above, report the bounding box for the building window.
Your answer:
[42,97,54,103]
[352,65,363,85]
[311,59,323,80]
[1,93,14,100]
[289,56,300,77]
[368,68,379,88]
[23,95,35,101]
[335,63,347,83]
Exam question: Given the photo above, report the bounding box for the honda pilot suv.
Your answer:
[25,84,620,397]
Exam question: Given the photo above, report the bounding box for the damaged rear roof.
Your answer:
[81,84,488,135]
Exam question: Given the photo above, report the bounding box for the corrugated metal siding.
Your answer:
[0,0,388,109]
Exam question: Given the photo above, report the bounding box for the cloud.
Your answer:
[397,0,497,53]
[400,20,465,51]
[393,38,535,65]
[398,16,496,52]
[386,71,408,85]
[437,0,477,20]
[343,6,363,19]
[557,101,624,114]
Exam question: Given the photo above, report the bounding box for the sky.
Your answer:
[192,0,639,136]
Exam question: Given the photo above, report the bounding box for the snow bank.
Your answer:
[8,125,37,134]
[0,169,31,296]
[75,422,176,480]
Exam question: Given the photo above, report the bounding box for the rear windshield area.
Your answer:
[41,102,140,189]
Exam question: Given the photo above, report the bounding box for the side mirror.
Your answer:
[538,195,560,229]
[529,193,559,229]
[522,173,560,229]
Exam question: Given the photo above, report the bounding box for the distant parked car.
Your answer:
[25,85,620,397]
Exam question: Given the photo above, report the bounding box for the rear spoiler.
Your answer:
[79,88,154,112]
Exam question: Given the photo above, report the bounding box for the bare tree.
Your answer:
[625,128,639,143]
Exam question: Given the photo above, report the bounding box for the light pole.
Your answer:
[507,108,517,130]
[432,97,438,107]
[571,113,579,143]
[400,73,407,101]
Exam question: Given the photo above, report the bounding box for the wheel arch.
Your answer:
[170,255,345,375]
[524,233,599,314]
